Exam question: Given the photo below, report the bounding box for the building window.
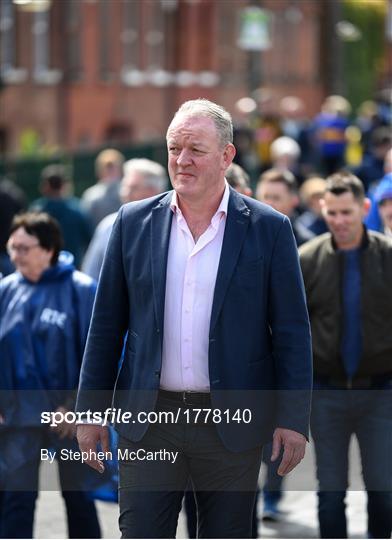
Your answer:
[0,0,27,83]
[145,0,165,71]
[32,7,61,84]
[121,0,172,86]
[33,9,49,75]
[120,0,218,87]
[121,0,143,84]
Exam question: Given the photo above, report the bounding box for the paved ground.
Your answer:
[35,489,368,539]
[35,439,369,538]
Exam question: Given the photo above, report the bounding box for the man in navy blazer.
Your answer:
[76,99,312,538]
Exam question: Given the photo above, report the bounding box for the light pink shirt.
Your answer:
[160,182,230,391]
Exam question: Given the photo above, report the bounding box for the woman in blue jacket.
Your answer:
[0,212,101,538]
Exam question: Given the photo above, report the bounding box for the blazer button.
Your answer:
[155,371,160,378]
[156,328,160,333]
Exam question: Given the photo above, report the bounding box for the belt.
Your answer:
[158,389,211,406]
[314,374,391,390]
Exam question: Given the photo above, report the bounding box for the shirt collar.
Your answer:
[170,180,230,223]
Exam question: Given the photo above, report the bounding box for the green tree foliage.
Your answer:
[343,0,387,111]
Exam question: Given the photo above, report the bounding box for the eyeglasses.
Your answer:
[7,243,40,255]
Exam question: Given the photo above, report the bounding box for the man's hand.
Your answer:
[50,406,76,440]
[271,427,306,476]
[76,424,110,474]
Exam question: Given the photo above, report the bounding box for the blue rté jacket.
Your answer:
[0,252,96,426]
[76,188,313,451]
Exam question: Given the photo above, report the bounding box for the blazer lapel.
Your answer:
[209,189,251,334]
[151,192,173,333]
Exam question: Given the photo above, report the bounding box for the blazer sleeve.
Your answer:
[76,207,129,413]
[268,216,313,438]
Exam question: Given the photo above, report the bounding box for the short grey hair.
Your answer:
[122,158,168,192]
[169,99,233,147]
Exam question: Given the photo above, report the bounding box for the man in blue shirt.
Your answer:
[30,165,93,268]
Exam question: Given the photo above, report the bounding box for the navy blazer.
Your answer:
[76,188,312,451]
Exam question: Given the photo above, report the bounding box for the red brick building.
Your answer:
[0,0,385,157]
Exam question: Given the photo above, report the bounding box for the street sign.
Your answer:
[237,6,271,51]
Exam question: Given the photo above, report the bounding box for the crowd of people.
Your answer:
[1,93,391,280]
[0,94,391,539]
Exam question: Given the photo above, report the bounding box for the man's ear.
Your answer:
[223,143,236,169]
[319,198,327,217]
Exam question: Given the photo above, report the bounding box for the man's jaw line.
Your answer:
[333,229,363,250]
[176,184,226,218]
